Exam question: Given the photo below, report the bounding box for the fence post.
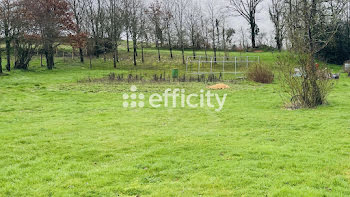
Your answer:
[198,56,201,74]
[235,57,237,75]
[223,56,225,72]
[210,57,213,73]
[246,56,249,68]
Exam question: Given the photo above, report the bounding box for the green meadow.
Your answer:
[0,48,350,196]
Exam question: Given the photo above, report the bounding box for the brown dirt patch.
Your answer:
[207,83,230,90]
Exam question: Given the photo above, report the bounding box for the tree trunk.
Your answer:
[43,40,55,70]
[191,29,196,59]
[113,48,117,69]
[142,46,144,63]
[277,38,282,51]
[168,30,173,59]
[222,26,227,58]
[104,45,106,62]
[126,30,130,53]
[212,28,217,62]
[216,21,220,52]
[41,53,43,67]
[182,45,185,65]
[5,23,11,72]
[156,40,161,62]
[133,36,137,66]
[95,40,99,58]
[79,47,84,63]
[45,44,55,70]
[14,43,32,70]
[205,28,209,61]
[169,45,173,59]
[308,0,322,106]
[251,22,256,48]
[205,46,208,61]
[0,51,2,74]
[89,53,92,69]
[116,44,119,63]
[192,41,196,60]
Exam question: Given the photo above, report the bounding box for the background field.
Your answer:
[0,48,350,196]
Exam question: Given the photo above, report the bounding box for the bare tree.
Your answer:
[186,1,200,59]
[239,27,248,50]
[199,10,210,60]
[0,0,15,71]
[146,0,164,62]
[129,0,143,66]
[173,0,189,64]
[139,6,149,63]
[269,0,284,51]
[162,0,174,59]
[225,27,235,51]
[69,0,86,63]
[122,0,131,53]
[207,0,219,61]
[86,0,106,58]
[108,0,124,68]
[228,0,264,48]
[221,18,235,57]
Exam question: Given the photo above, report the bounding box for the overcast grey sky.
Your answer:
[209,0,274,36]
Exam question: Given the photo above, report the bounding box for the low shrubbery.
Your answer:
[246,63,274,84]
[278,53,335,109]
[79,72,228,83]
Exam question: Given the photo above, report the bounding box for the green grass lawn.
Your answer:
[0,50,350,196]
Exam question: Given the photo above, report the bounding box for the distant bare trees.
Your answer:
[173,0,188,64]
[162,0,174,59]
[186,1,201,59]
[86,0,106,59]
[207,0,219,61]
[228,0,264,48]
[122,0,131,53]
[69,0,86,63]
[269,0,284,51]
[146,0,164,62]
[129,0,143,66]
[108,0,124,68]
[0,0,303,72]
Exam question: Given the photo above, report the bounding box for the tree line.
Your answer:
[0,0,349,74]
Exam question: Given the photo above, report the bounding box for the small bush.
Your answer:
[277,53,335,109]
[247,63,274,84]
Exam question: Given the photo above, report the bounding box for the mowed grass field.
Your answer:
[1,48,350,196]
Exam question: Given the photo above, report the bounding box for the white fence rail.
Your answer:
[185,56,260,75]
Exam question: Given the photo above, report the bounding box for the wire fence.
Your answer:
[186,56,260,75]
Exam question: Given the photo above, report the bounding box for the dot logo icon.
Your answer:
[123,85,145,108]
